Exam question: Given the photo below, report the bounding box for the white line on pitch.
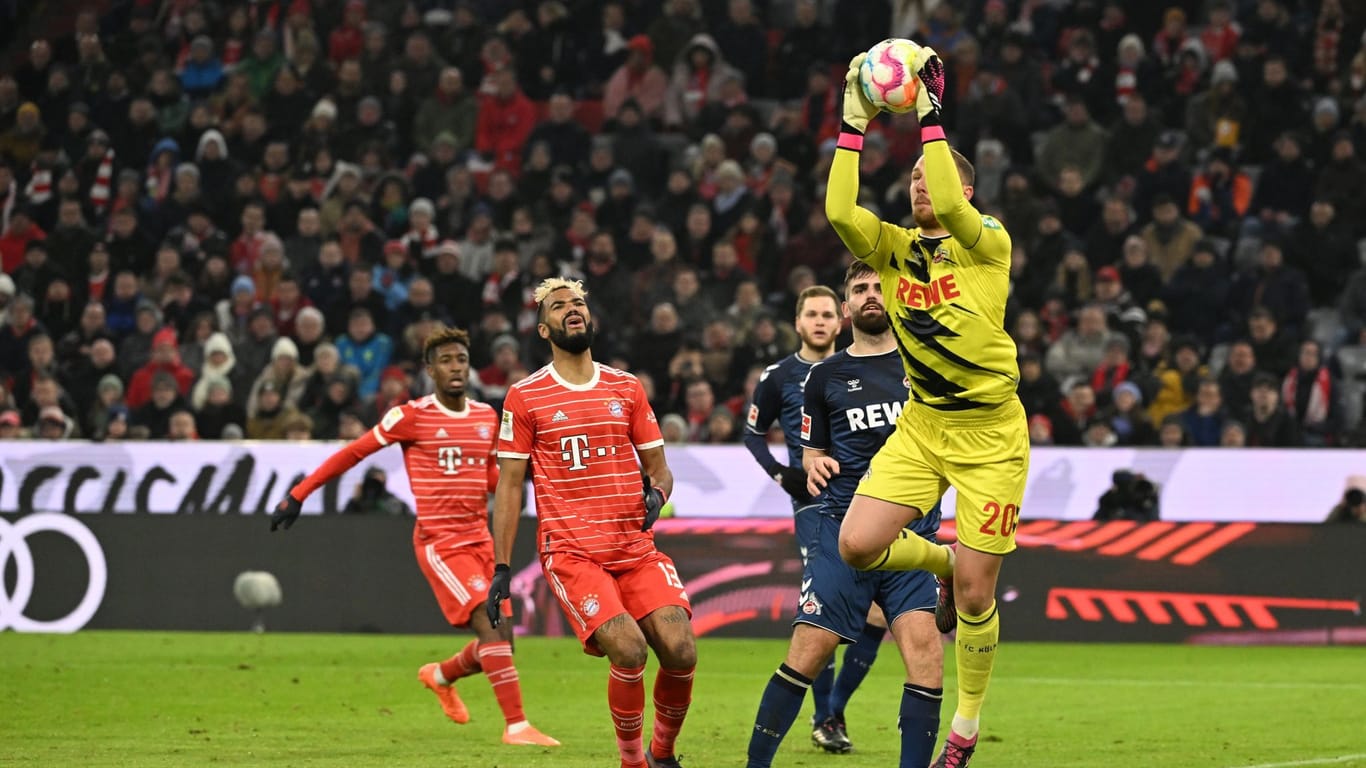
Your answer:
[1223,754,1366,768]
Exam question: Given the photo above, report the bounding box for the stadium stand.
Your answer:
[1,0,1365,448]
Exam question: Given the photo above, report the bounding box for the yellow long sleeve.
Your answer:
[922,139,985,251]
[825,147,888,264]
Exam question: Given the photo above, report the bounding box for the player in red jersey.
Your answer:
[270,326,559,747]
[487,278,696,768]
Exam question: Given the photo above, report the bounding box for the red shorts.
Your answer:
[414,540,511,627]
[541,549,693,656]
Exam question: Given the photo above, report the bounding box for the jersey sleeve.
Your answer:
[825,144,895,272]
[799,362,832,451]
[290,429,384,500]
[744,365,784,435]
[923,139,1011,268]
[484,410,501,493]
[373,401,420,446]
[497,385,535,459]
[630,376,664,449]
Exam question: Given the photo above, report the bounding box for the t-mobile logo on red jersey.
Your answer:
[559,434,591,471]
[559,434,620,469]
[437,446,463,475]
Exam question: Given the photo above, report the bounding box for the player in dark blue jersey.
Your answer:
[747,262,944,768]
[742,284,886,753]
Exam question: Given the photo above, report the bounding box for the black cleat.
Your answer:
[811,715,853,754]
[645,753,684,768]
[935,544,958,634]
[931,733,977,767]
[935,573,957,634]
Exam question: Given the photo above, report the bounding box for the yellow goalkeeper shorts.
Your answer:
[855,397,1029,555]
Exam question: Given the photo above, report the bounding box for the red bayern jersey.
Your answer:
[498,362,664,565]
[374,395,500,548]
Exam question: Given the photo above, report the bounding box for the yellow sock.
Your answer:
[861,531,953,578]
[953,600,999,724]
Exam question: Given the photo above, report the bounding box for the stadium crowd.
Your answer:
[1,0,1365,448]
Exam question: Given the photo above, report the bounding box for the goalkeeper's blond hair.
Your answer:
[534,277,589,321]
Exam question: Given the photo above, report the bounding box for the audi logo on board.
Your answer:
[0,513,107,633]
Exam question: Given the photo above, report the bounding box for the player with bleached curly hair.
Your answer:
[490,278,696,768]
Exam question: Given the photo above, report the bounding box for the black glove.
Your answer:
[486,564,511,627]
[776,465,814,504]
[642,468,666,532]
[270,492,302,532]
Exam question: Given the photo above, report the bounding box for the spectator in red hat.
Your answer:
[604,35,670,125]
[126,326,195,408]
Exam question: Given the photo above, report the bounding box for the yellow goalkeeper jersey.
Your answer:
[825,139,1019,410]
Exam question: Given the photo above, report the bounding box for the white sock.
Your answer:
[506,720,529,734]
[432,666,449,685]
[951,714,979,740]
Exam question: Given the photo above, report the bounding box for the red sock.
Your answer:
[439,639,481,682]
[649,665,694,759]
[609,664,646,767]
[477,641,526,726]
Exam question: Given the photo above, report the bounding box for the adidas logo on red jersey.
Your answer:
[435,427,449,438]
[552,410,569,422]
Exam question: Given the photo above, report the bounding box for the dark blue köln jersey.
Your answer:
[800,348,941,538]
[744,353,820,511]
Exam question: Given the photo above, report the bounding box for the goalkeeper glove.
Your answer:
[642,468,667,532]
[270,492,302,532]
[486,564,511,627]
[774,465,814,504]
[841,52,879,134]
[911,45,946,127]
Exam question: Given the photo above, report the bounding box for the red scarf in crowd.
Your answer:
[1091,361,1131,396]
[1282,367,1332,425]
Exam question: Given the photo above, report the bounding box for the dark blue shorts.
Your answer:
[793,513,937,642]
[794,504,823,564]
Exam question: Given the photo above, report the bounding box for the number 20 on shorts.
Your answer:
[979,502,1019,537]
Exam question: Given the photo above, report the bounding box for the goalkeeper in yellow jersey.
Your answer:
[825,45,1028,768]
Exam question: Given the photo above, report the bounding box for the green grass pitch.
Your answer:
[3,632,1364,767]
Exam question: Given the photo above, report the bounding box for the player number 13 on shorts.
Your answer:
[658,562,685,590]
[979,502,1019,537]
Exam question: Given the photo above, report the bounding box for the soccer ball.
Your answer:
[860,38,923,114]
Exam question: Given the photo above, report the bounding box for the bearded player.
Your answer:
[747,262,945,768]
[270,326,559,748]
[742,284,889,753]
[488,278,696,768]
[826,47,1029,767]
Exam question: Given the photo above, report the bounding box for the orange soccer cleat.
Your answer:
[501,723,562,747]
[418,663,470,724]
